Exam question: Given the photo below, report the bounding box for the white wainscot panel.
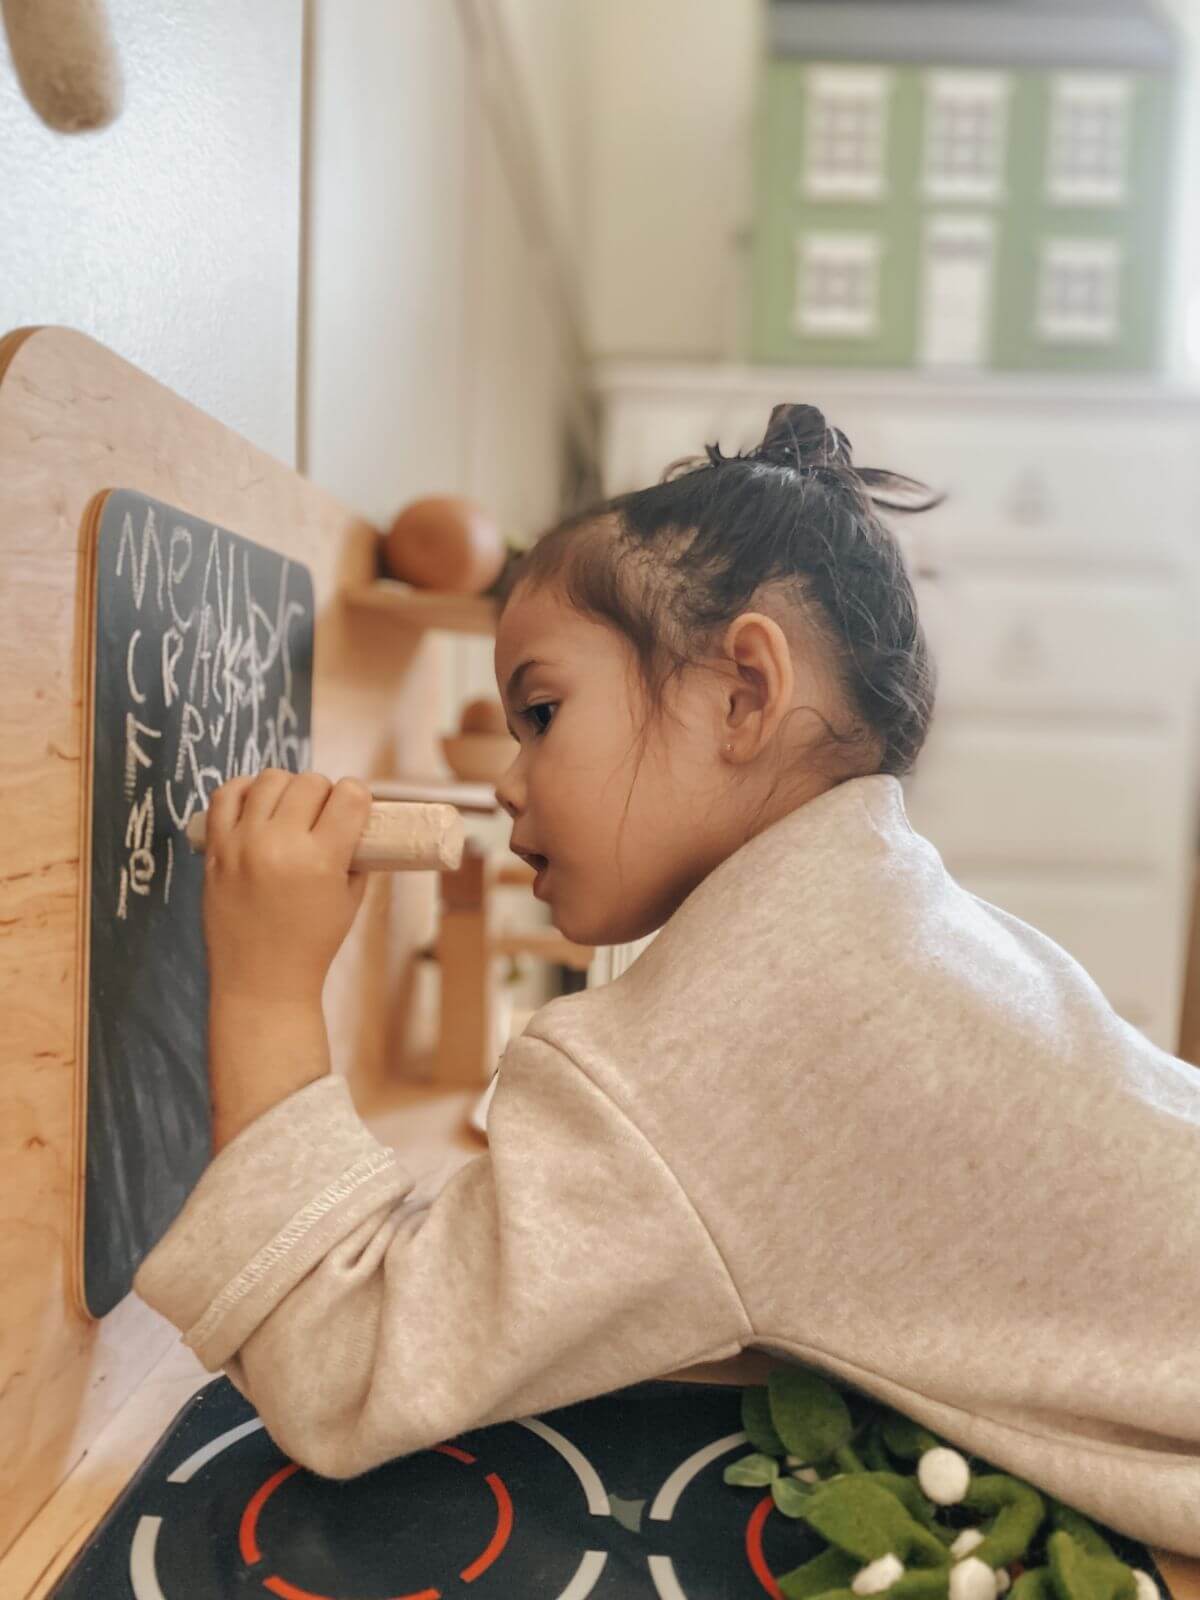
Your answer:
[902,725,1185,870]
[953,872,1184,1047]
[917,572,1194,720]
[875,413,1195,569]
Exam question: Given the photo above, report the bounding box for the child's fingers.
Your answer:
[271,771,335,833]
[203,776,255,849]
[239,768,295,827]
[312,777,373,865]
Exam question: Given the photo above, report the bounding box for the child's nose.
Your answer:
[495,754,523,819]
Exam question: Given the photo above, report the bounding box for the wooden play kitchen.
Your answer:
[2,327,1198,1599]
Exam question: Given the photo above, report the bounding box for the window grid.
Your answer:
[924,74,1009,202]
[1048,77,1130,205]
[805,71,889,200]
[1038,244,1121,343]
[794,236,881,339]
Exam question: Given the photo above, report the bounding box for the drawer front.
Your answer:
[916,573,1195,720]
[902,725,1190,870]
[602,395,1198,571]
[954,871,1188,1048]
[866,412,1195,570]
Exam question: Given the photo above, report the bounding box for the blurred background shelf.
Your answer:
[492,929,595,971]
[344,580,499,634]
[370,775,502,814]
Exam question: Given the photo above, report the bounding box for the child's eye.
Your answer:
[519,702,557,736]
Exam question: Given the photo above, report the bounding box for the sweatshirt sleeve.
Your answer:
[134,1030,750,1479]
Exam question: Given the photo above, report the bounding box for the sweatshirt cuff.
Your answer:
[134,1075,413,1369]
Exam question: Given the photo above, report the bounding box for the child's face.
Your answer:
[494,580,742,946]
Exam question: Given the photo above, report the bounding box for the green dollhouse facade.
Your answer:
[751,0,1178,373]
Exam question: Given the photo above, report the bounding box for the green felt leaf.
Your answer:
[773,1473,817,1517]
[1048,1532,1137,1600]
[962,1474,1046,1566]
[889,1571,952,1600]
[724,1451,780,1487]
[743,1385,786,1456]
[769,1365,855,1462]
[1048,1504,1118,1564]
[800,1476,950,1567]
[880,1412,944,1461]
[864,1423,896,1474]
[777,1547,862,1600]
[858,1470,938,1529]
[1012,1568,1058,1600]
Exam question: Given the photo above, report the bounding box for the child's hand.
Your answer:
[201,770,373,1004]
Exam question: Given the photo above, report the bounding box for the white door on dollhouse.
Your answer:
[919,215,995,369]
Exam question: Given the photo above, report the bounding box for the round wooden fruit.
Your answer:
[459,697,509,736]
[382,496,506,595]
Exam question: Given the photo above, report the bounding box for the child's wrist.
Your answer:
[208,990,332,1151]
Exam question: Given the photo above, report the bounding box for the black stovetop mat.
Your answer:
[49,1377,1165,1599]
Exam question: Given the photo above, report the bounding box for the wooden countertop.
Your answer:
[4,1084,1198,1599]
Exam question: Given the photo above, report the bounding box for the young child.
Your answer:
[136,404,1200,1559]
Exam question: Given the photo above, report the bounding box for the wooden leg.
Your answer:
[433,840,496,1086]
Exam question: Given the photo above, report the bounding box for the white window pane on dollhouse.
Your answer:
[794,233,881,337]
[920,215,996,368]
[923,71,1010,204]
[1037,239,1121,343]
[1047,74,1130,206]
[804,67,890,201]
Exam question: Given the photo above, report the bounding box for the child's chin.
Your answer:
[558,906,652,950]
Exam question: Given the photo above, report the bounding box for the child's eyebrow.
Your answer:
[504,658,544,705]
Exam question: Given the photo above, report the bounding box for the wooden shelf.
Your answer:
[344,579,499,635]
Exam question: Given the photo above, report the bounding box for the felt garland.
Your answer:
[724,1367,1160,1600]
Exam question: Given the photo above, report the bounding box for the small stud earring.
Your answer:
[726,742,734,756]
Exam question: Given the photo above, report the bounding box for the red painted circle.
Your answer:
[236,1442,513,1599]
[745,1492,786,1600]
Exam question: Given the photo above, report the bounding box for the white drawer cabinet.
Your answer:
[915,573,1192,721]
[593,363,1200,1048]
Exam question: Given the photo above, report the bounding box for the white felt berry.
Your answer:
[918,1446,970,1506]
[951,1528,986,1560]
[793,1466,820,1483]
[1132,1571,1158,1600]
[995,1570,1012,1595]
[852,1554,906,1595]
[950,1556,998,1600]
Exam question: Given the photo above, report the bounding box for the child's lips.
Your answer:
[511,843,550,892]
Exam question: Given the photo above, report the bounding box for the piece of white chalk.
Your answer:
[185,799,464,873]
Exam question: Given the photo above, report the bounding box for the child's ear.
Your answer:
[720,612,796,759]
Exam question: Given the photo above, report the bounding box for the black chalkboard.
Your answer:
[83,490,314,1318]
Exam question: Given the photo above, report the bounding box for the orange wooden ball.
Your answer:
[382,495,506,595]
[459,698,509,735]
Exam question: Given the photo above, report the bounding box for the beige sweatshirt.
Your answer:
[136,775,1200,1557]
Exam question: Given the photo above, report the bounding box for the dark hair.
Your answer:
[500,402,941,786]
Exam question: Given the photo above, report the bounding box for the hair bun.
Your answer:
[756,403,852,472]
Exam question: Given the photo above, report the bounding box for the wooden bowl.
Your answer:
[442,732,518,783]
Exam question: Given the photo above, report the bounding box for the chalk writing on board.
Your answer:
[110,500,312,921]
[84,489,316,1317]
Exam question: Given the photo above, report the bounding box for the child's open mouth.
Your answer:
[511,844,550,893]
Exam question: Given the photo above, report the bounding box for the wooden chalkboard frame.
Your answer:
[77,489,315,1319]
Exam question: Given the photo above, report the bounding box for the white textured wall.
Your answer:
[0,1,303,465]
[581,0,761,360]
[303,1,470,514]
